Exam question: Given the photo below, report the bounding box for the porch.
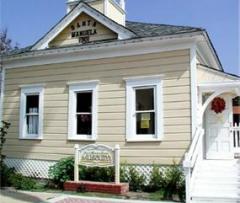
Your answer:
[183,81,240,203]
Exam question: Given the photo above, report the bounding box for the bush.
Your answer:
[48,156,74,188]
[48,157,115,188]
[121,165,145,192]
[80,166,114,182]
[162,163,185,201]
[146,165,164,192]
[8,173,37,190]
[0,121,11,187]
[0,164,15,187]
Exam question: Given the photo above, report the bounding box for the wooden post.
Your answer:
[114,144,120,184]
[74,144,79,182]
[184,168,191,203]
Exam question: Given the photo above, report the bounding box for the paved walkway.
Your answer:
[0,190,176,203]
[0,190,58,203]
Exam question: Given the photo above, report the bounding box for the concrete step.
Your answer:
[194,180,240,187]
[192,196,240,203]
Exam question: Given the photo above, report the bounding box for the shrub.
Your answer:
[48,156,74,188]
[0,121,11,187]
[121,165,145,192]
[162,163,185,201]
[8,173,37,190]
[48,157,115,188]
[0,164,15,187]
[80,166,114,182]
[146,165,164,192]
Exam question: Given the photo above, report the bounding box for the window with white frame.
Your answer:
[68,81,98,140]
[125,76,163,141]
[19,85,44,139]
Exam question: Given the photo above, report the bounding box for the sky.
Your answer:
[1,0,239,75]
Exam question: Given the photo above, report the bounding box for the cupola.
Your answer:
[66,0,126,26]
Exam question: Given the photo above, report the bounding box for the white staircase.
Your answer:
[191,159,240,203]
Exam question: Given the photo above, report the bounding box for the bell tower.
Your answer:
[66,0,126,26]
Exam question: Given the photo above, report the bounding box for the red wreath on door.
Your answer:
[211,97,226,114]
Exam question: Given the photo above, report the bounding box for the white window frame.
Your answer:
[125,75,164,142]
[68,80,99,141]
[19,84,44,140]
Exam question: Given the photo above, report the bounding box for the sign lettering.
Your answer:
[70,19,98,43]
[78,144,114,167]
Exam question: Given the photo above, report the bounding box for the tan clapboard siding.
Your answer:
[5,139,190,149]
[6,125,190,135]
[49,12,117,48]
[197,65,233,83]
[3,49,191,164]
[6,132,190,141]
[8,117,190,128]
[4,151,182,165]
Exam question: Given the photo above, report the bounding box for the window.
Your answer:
[136,88,155,135]
[19,85,44,139]
[125,76,163,141]
[68,81,98,140]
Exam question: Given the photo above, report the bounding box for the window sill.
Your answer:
[19,137,43,140]
[126,138,162,142]
[68,137,96,142]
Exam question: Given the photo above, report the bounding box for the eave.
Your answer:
[2,31,204,69]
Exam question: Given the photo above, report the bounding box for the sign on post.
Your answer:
[74,144,120,184]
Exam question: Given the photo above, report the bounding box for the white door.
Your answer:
[205,96,233,159]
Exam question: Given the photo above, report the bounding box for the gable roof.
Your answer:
[8,21,204,55]
[31,1,136,50]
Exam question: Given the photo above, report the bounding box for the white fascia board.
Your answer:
[31,2,135,50]
[198,81,240,92]
[197,32,223,71]
[3,33,202,69]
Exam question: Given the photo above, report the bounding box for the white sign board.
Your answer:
[78,144,114,167]
[74,144,120,184]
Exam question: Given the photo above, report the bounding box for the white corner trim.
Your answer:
[19,86,44,140]
[68,81,98,141]
[190,45,198,137]
[125,75,164,142]
[0,67,5,124]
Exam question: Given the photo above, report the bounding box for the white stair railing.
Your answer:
[183,127,205,203]
[232,122,240,153]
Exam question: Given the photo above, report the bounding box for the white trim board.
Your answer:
[190,45,198,136]
[31,2,135,50]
